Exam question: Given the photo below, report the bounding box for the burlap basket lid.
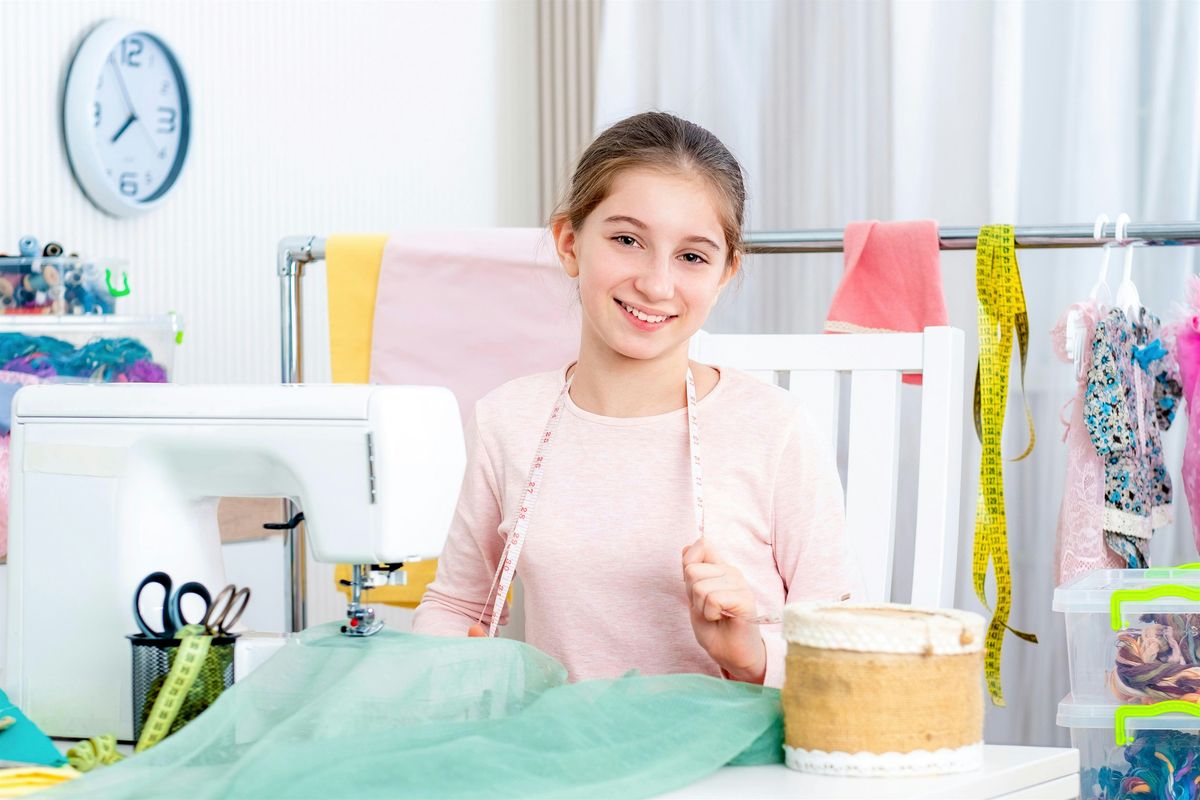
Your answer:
[783,602,985,655]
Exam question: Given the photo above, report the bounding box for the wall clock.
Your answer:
[63,19,191,217]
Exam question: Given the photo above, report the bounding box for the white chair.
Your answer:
[689,326,965,607]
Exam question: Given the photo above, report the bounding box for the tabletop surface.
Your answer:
[658,745,1080,800]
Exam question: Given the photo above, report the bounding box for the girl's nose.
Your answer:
[634,257,675,301]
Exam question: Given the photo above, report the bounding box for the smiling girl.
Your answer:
[413,112,851,687]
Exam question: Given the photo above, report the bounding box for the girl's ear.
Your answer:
[718,251,741,289]
[552,217,580,279]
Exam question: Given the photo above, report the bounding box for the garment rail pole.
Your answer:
[744,222,1200,254]
[276,235,325,633]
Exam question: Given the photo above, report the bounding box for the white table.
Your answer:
[661,745,1080,799]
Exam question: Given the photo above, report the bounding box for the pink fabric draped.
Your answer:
[369,229,580,424]
[1052,301,1123,584]
[1177,277,1200,554]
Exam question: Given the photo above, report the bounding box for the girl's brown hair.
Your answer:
[552,112,747,269]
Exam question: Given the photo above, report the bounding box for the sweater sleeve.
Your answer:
[761,407,851,688]
[412,410,508,635]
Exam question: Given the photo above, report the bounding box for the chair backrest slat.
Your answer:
[787,370,839,451]
[690,327,964,606]
[844,369,902,602]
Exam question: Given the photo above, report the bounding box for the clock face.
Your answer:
[92,33,188,204]
[63,20,191,216]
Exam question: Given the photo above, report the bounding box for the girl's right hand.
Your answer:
[468,623,487,637]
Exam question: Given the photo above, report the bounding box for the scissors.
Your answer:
[132,572,251,638]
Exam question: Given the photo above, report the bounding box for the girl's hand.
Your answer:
[682,537,767,683]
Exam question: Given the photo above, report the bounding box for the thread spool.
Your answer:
[42,242,63,257]
[17,236,38,257]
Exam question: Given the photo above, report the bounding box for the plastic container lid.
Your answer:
[1052,568,1200,613]
[1058,695,1200,731]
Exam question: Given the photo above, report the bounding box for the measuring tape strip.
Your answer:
[66,734,124,772]
[134,624,212,753]
[480,369,705,637]
[973,225,1039,708]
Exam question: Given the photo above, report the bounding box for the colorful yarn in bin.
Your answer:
[0,333,166,383]
[1090,729,1200,799]
[1112,614,1200,704]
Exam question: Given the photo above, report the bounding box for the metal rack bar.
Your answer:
[274,220,1200,629]
[744,222,1200,254]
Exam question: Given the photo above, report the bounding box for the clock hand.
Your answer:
[107,53,160,152]
[111,113,137,143]
[108,54,138,117]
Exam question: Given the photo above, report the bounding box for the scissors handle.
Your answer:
[204,585,251,635]
[167,582,212,634]
[132,571,173,638]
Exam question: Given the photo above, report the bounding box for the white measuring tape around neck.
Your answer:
[480,367,705,638]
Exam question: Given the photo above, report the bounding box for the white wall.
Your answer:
[0,0,541,639]
[0,0,541,384]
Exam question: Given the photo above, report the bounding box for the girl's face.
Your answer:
[554,167,738,365]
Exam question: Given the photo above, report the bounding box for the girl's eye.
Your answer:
[681,252,708,264]
[614,235,638,247]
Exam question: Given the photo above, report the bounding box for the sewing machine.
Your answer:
[4,384,464,740]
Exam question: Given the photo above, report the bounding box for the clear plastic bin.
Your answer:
[1054,568,1200,706]
[0,255,127,315]
[1058,695,1200,799]
[0,314,181,383]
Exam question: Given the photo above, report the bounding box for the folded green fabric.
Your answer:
[52,624,782,798]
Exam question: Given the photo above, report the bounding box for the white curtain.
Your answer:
[595,0,1200,746]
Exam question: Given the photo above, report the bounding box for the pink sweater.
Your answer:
[412,365,852,687]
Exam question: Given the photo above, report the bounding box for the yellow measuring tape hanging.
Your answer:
[973,224,1038,707]
[134,624,212,753]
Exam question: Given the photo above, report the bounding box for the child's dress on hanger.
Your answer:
[1084,307,1181,568]
[1054,301,1123,584]
[1175,276,1200,554]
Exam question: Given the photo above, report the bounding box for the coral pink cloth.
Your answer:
[413,366,853,688]
[1176,277,1200,555]
[1052,302,1122,584]
[369,229,580,424]
[825,220,947,386]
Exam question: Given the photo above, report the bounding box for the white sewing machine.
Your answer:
[5,384,464,740]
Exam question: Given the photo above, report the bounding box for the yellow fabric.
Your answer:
[325,235,435,609]
[325,235,387,384]
[0,766,79,797]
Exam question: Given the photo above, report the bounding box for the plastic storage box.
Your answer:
[0,314,181,382]
[1054,567,1200,706]
[1058,696,1200,799]
[0,255,127,315]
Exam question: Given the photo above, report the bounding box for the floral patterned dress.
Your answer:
[1083,307,1181,567]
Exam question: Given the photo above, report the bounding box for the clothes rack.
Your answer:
[273,220,1200,630]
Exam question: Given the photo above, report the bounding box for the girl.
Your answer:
[413,112,850,687]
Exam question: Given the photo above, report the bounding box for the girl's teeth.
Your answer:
[622,302,668,323]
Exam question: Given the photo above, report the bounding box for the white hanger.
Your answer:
[1068,214,1115,376]
[1088,214,1114,304]
[1112,212,1142,320]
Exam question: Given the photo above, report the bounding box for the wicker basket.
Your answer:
[781,602,985,777]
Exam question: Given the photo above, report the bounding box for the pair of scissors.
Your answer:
[132,572,251,638]
[132,571,212,639]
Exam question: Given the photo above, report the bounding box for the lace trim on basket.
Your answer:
[784,742,984,777]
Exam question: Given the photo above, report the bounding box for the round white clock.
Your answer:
[63,19,191,217]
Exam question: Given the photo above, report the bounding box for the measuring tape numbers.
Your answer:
[135,624,213,752]
[973,224,1038,707]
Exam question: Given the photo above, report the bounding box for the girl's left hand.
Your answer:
[682,537,767,684]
